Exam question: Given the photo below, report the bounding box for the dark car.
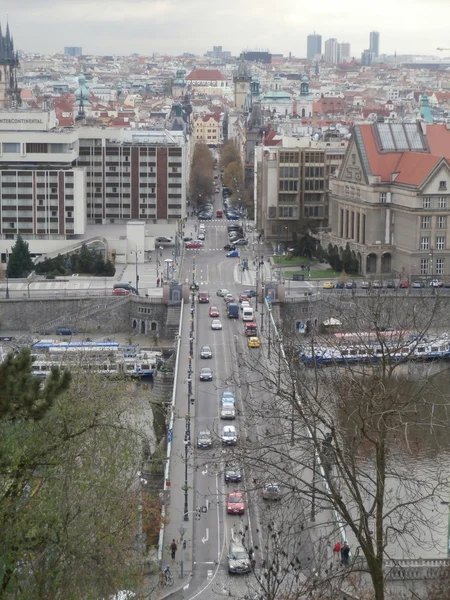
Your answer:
[199,367,213,381]
[385,280,396,289]
[200,345,212,359]
[224,244,236,251]
[224,463,242,483]
[335,281,345,289]
[233,239,248,246]
[56,327,75,336]
[345,281,357,289]
[197,429,212,449]
[243,289,257,298]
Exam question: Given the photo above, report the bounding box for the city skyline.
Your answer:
[1,0,448,58]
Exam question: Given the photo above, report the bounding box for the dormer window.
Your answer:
[439,181,447,191]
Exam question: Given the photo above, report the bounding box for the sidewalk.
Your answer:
[233,260,273,286]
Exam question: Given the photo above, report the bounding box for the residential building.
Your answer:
[369,31,380,58]
[307,33,322,60]
[64,46,82,57]
[186,68,227,96]
[324,39,339,65]
[324,122,450,277]
[255,138,347,242]
[192,113,223,146]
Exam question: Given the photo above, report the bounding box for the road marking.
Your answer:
[202,528,209,544]
[207,570,213,579]
[202,464,208,475]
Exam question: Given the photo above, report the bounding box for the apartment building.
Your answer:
[76,128,188,224]
[255,138,346,243]
[324,122,450,277]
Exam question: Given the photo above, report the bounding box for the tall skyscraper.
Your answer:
[324,38,339,65]
[339,43,351,62]
[307,33,322,60]
[369,31,380,58]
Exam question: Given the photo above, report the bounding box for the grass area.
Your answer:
[282,268,340,280]
[272,255,310,267]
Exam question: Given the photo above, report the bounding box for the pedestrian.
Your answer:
[333,541,341,561]
[170,539,177,560]
[157,277,160,287]
[341,541,350,566]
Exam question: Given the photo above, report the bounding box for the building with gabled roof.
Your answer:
[186,68,227,96]
[323,121,450,278]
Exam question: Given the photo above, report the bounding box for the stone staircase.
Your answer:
[165,305,181,340]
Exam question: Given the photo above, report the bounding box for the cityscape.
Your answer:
[1,12,450,600]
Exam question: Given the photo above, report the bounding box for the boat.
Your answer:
[298,334,450,366]
[29,341,163,379]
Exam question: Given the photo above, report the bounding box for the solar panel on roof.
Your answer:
[390,124,409,150]
[377,123,395,150]
[404,123,425,150]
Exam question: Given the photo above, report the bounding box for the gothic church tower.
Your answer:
[0,23,20,109]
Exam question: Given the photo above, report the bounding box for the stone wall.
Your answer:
[0,296,170,340]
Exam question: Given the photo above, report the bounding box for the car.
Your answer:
[221,401,236,419]
[385,280,396,289]
[197,429,212,448]
[243,289,257,298]
[56,327,75,336]
[185,240,203,249]
[335,281,345,289]
[216,289,229,297]
[199,223,206,231]
[221,425,238,445]
[226,213,240,221]
[183,236,193,242]
[198,213,212,221]
[198,232,205,241]
[211,319,222,330]
[372,280,383,289]
[112,287,132,296]
[223,244,236,251]
[322,281,335,289]
[209,306,219,317]
[233,239,248,246]
[240,300,250,310]
[214,175,218,179]
[239,294,249,303]
[262,483,281,501]
[224,294,235,303]
[224,463,242,483]
[156,236,173,243]
[221,390,236,401]
[227,225,242,232]
[345,281,357,289]
[199,367,213,381]
[226,250,240,258]
[430,279,443,288]
[227,538,251,574]
[198,291,210,303]
[412,280,425,288]
[248,336,261,348]
[360,280,370,289]
[226,491,245,514]
[399,280,409,288]
[215,187,220,193]
[200,345,212,359]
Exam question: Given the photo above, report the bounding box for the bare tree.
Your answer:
[230,290,450,600]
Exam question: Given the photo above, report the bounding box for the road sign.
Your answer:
[168,429,173,443]
[266,295,271,305]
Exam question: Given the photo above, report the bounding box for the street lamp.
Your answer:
[5,249,9,299]
[130,246,141,294]
[429,246,434,278]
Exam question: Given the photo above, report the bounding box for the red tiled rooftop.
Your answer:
[186,69,226,81]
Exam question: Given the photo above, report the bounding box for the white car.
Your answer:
[217,288,229,297]
[240,300,250,311]
[211,319,222,330]
[222,425,238,445]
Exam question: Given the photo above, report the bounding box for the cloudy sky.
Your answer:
[1,0,449,58]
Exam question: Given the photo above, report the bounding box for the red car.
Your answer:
[185,240,202,249]
[198,292,210,303]
[226,491,245,515]
[399,280,409,288]
[112,288,131,296]
[209,306,219,317]
[239,294,249,303]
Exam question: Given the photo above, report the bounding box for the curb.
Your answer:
[157,574,192,600]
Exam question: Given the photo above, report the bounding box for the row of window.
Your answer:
[422,196,448,209]
[421,216,447,229]
[420,236,446,250]
[278,206,299,217]
[420,258,445,276]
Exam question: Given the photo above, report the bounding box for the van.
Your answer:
[56,327,75,336]
[113,283,138,295]
[242,307,254,322]
[227,303,239,319]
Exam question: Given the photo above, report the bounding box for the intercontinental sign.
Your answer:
[0,110,57,131]
[0,118,44,124]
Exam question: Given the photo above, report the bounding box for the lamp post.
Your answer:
[5,249,9,299]
[429,246,434,278]
[130,245,141,294]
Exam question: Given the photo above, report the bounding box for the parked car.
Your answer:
[372,280,383,289]
[360,280,370,289]
[335,281,345,289]
[233,239,248,246]
[322,281,335,289]
[199,367,213,381]
[412,280,425,288]
[200,345,212,359]
[226,250,240,258]
[399,280,409,288]
[430,279,443,288]
[345,281,357,289]
[226,492,245,515]
[211,319,223,330]
[385,280,396,289]
[197,429,212,449]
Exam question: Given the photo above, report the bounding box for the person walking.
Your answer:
[170,539,177,561]
[156,277,160,287]
[341,541,350,566]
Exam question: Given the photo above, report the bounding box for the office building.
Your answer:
[324,38,339,65]
[255,139,347,239]
[64,47,82,57]
[369,32,379,58]
[339,43,351,61]
[324,122,450,277]
[307,33,322,60]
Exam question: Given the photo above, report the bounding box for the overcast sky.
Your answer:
[1,0,449,58]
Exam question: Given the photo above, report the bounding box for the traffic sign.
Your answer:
[168,429,173,443]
